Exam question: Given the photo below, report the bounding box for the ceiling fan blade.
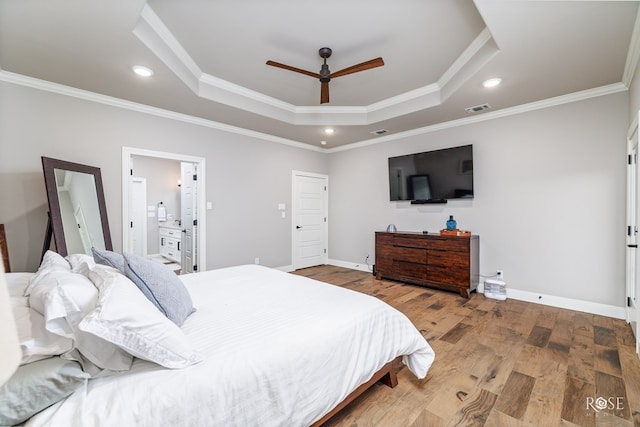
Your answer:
[266,60,320,79]
[320,81,329,104]
[330,57,384,79]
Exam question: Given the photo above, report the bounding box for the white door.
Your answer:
[292,171,328,270]
[129,177,147,257]
[181,162,197,273]
[627,129,640,356]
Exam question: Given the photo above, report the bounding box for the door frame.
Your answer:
[122,147,206,271]
[180,162,197,274]
[627,117,640,357]
[130,176,148,257]
[291,170,328,270]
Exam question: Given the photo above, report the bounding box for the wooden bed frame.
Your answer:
[0,224,9,273]
[311,356,400,426]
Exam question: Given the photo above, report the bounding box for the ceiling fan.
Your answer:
[266,47,384,104]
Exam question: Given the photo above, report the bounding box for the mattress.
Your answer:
[23,264,435,426]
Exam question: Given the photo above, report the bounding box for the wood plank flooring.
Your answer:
[293,265,640,427]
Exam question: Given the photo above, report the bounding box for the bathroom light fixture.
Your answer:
[324,128,335,135]
[482,78,502,88]
[132,66,154,77]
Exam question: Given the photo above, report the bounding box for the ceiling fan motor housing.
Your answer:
[318,47,332,59]
[320,64,331,82]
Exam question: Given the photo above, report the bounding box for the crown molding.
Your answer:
[623,5,640,88]
[0,70,323,153]
[134,5,499,127]
[1,70,626,155]
[327,82,628,153]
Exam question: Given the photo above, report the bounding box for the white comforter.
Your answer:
[26,265,434,427]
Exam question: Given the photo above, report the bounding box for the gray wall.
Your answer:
[328,92,628,308]
[0,81,328,271]
[0,79,629,309]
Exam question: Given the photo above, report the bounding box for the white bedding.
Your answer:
[24,264,435,427]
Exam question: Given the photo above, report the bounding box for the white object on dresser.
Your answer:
[159,226,181,263]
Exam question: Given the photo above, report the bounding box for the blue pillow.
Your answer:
[0,357,89,425]
[123,253,195,326]
[92,247,125,273]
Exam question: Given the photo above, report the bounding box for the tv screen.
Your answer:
[388,144,473,201]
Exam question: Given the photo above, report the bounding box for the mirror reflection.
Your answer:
[41,157,112,257]
[54,169,106,255]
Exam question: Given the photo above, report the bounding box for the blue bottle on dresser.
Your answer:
[446,215,457,231]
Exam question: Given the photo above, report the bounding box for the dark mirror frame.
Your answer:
[41,156,113,257]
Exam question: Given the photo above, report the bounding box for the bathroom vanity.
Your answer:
[159,225,182,263]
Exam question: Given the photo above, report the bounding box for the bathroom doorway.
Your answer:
[122,147,206,272]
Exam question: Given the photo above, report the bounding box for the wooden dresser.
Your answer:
[375,231,479,298]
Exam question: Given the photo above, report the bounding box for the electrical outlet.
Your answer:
[255,257,260,265]
[497,270,503,280]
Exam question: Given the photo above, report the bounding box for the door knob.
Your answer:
[296,225,302,229]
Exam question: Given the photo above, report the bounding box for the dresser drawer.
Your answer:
[393,260,427,280]
[427,250,469,269]
[427,238,469,252]
[376,232,394,246]
[392,247,426,264]
[393,236,428,249]
[426,265,469,285]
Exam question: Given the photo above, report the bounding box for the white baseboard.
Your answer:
[499,287,626,319]
[326,260,626,320]
[327,259,374,274]
[476,282,625,319]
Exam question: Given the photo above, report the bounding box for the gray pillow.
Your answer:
[0,357,89,425]
[91,247,125,273]
[123,253,195,326]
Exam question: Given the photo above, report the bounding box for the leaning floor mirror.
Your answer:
[41,156,113,257]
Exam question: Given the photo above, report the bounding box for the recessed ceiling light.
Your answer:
[324,128,335,135]
[320,140,327,145]
[132,66,154,77]
[482,78,502,88]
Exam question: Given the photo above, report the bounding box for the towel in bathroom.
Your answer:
[157,203,167,222]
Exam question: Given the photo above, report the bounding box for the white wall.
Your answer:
[328,92,628,308]
[0,81,328,271]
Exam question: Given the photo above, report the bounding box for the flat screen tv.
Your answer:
[388,144,473,202]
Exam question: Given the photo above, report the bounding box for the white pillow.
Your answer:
[11,294,73,365]
[24,251,70,297]
[80,265,202,369]
[27,267,98,338]
[26,264,132,373]
[66,253,96,276]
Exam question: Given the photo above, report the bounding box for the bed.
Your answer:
[2,250,435,426]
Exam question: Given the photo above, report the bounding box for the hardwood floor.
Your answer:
[293,265,640,427]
